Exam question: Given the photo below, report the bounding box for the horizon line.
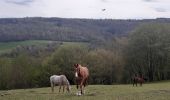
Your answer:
[0,16,169,20]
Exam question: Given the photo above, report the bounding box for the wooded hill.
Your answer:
[0,17,170,42]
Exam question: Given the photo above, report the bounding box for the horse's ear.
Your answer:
[74,64,78,68]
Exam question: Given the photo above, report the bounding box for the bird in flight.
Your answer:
[102,9,106,11]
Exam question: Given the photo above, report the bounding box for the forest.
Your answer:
[0,17,170,90]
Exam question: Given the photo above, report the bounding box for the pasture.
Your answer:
[0,82,170,100]
[0,40,53,54]
[0,40,87,54]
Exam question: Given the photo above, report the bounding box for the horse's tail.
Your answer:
[50,78,54,93]
[84,68,89,87]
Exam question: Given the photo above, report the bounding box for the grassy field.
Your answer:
[0,40,54,54]
[0,40,87,54]
[0,82,170,100]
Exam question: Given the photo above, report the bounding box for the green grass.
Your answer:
[0,40,88,54]
[0,40,54,54]
[0,82,170,100]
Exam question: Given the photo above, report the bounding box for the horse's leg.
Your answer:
[63,85,65,93]
[83,78,88,94]
[77,83,79,89]
[80,78,85,95]
[51,83,54,93]
[83,78,88,87]
[133,79,135,87]
[59,85,61,93]
[80,84,84,95]
[76,78,79,89]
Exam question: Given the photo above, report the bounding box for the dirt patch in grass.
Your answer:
[148,89,170,94]
[28,90,36,93]
[0,92,11,96]
[86,93,97,96]
[159,90,170,93]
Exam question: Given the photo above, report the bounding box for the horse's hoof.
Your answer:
[76,93,81,96]
[76,91,82,96]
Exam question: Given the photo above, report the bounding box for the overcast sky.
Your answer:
[0,0,170,19]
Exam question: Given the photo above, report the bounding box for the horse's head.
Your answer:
[66,85,71,93]
[74,64,80,78]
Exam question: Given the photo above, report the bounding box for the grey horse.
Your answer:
[50,75,71,93]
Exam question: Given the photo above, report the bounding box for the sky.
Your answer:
[0,0,170,19]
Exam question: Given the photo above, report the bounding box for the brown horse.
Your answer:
[132,74,145,86]
[74,64,89,95]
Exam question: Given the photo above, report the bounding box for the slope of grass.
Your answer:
[0,40,54,54]
[0,82,170,100]
[0,40,88,54]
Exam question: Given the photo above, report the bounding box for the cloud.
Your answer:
[0,0,44,18]
[154,8,167,12]
[0,0,170,19]
[5,0,34,5]
[101,0,109,3]
[145,0,170,13]
[142,0,156,2]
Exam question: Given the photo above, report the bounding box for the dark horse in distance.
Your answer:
[74,64,89,95]
[132,74,146,86]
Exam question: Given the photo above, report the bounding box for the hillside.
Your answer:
[0,17,170,42]
[0,82,170,100]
